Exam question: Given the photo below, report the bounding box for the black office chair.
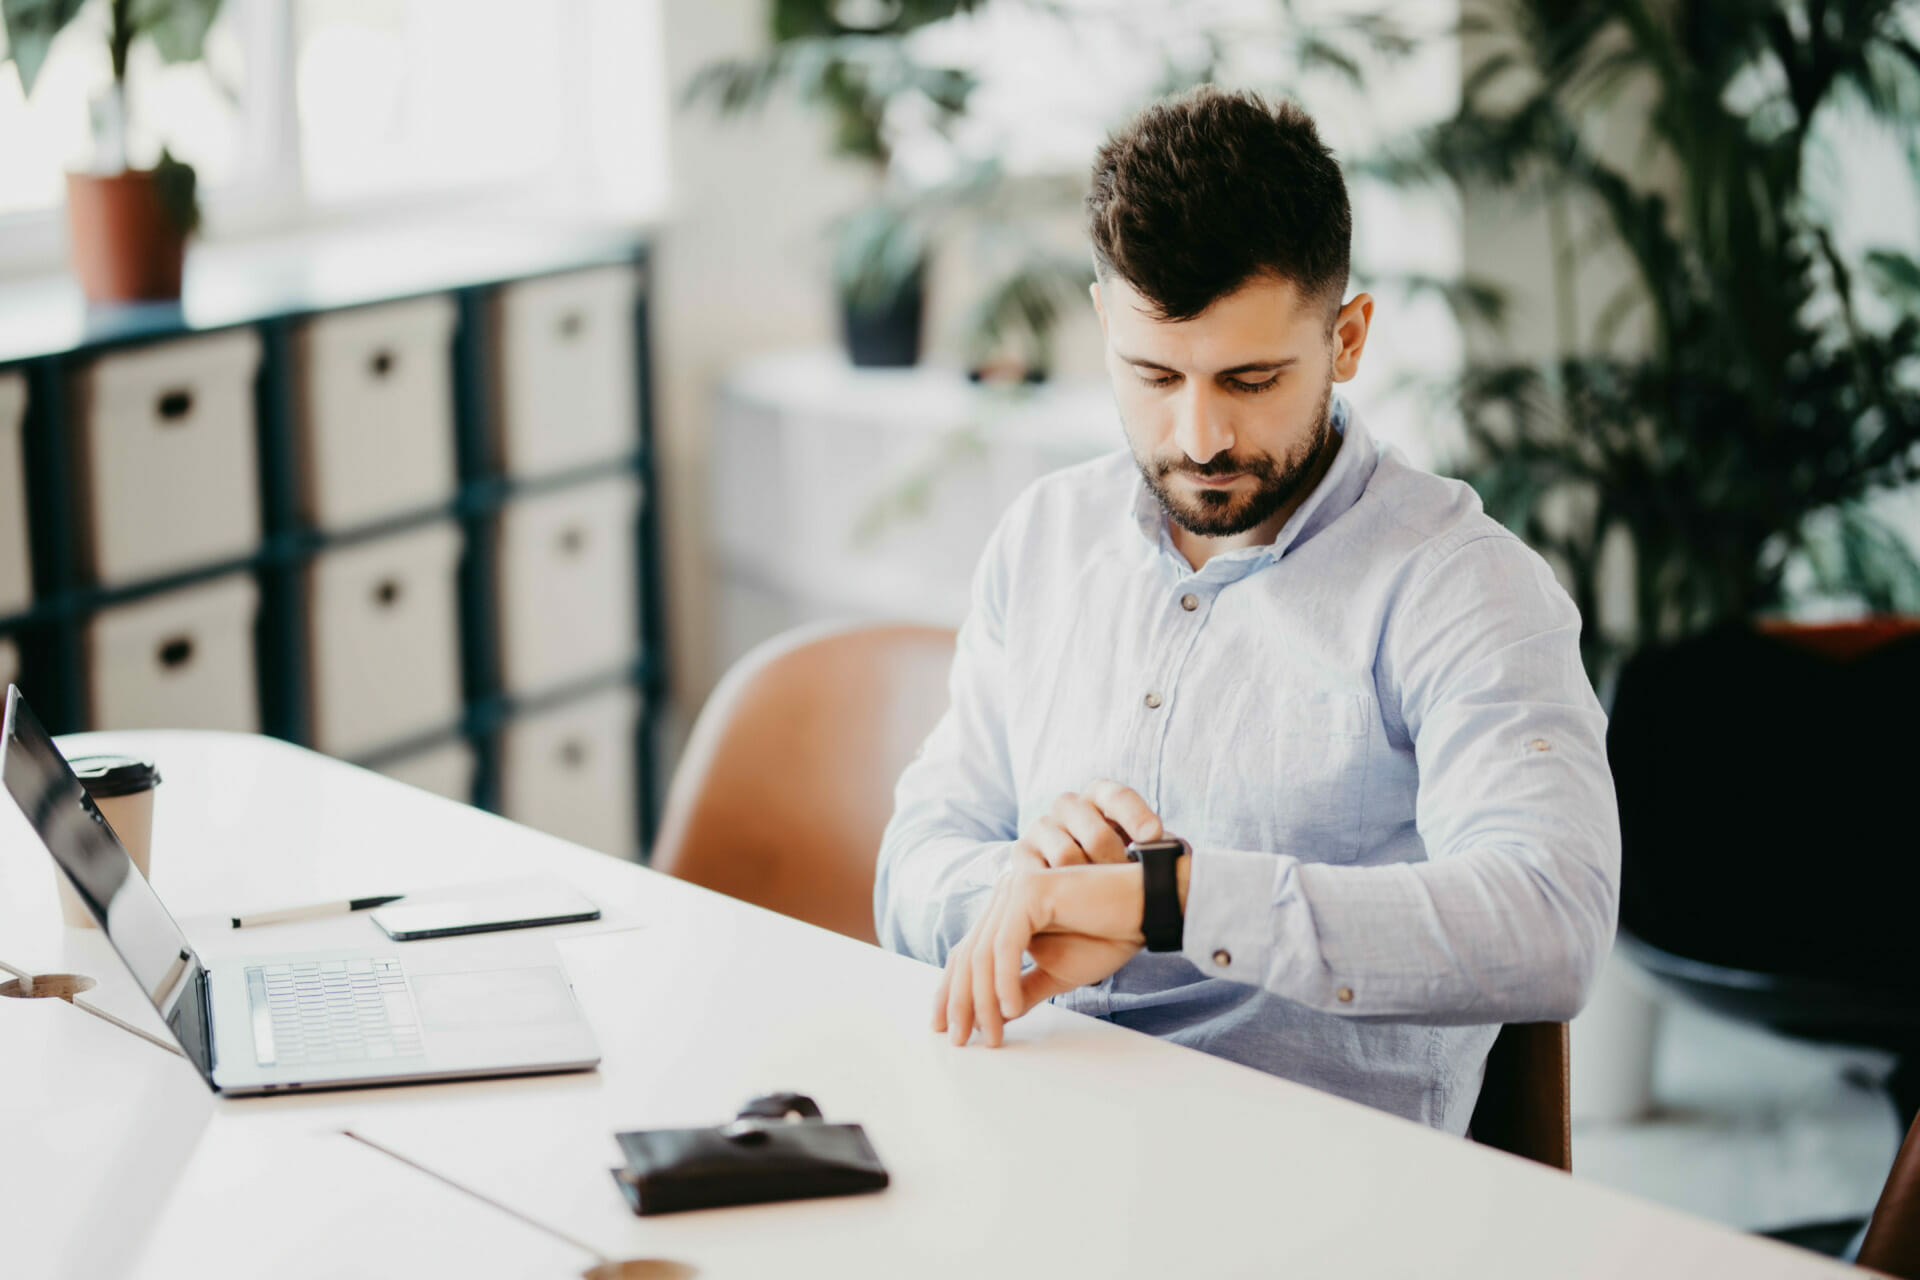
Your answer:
[1470,1021,1571,1171]
[1609,620,1920,1254]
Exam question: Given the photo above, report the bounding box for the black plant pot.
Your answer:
[840,263,925,368]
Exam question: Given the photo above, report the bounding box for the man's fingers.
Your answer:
[1053,793,1130,864]
[945,934,976,1045]
[1007,842,1048,874]
[1028,815,1087,867]
[1019,964,1079,1009]
[1087,780,1163,843]
[971,912,1004,1047]
[993,900,1028,1024]
[932,959,952,1032]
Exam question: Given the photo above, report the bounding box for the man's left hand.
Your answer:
[931,862,1146,1047]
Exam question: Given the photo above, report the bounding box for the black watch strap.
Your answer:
[1127,838,1188,952]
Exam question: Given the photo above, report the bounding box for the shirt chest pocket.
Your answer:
[1260,688,1373,863]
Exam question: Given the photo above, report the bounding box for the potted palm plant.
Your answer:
[1377,0,1920,1154]
[3,0,222,302]
[1382,0,1920,680]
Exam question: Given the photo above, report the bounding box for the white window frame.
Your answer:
[0,0,638,280]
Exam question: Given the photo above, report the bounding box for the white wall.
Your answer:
[653,0,872,728]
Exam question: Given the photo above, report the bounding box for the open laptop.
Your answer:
[1,684,601,1094]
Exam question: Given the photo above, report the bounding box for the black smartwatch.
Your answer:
[1125,836,1190,952]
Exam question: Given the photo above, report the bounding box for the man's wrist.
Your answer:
[1028,863,1148,942]
[1024,854,1190,945]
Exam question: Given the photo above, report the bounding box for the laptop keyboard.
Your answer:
[245,958,424,1069]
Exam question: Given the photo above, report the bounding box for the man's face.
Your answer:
[1093,271,1370,540]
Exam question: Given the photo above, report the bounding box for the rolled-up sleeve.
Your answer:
[1180,533,1621,1025]
[873,498,1028,965]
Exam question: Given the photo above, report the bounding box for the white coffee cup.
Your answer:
[57,754,162,930]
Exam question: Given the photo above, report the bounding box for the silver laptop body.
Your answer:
[1,685,600,1094]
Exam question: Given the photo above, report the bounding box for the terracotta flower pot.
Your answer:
[64,169,188,303]
[1755,614,1920,659]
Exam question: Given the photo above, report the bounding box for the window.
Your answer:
[0,0,666,269]
[295,0,572,205]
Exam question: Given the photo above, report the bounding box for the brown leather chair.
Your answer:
[1470,1021,1572,1171]
[650,622,957,943]
[655,621,1573,1171]
[1860,1109,1920,1279]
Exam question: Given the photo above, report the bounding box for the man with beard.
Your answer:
[873,87,1620,1134]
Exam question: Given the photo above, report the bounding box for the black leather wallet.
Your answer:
[610,1093,889,1216]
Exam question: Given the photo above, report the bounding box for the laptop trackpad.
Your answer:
[411,966,578,1031]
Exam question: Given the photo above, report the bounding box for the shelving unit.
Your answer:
[0,222,668,858]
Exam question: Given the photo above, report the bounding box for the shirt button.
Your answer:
[1180,593,1199,611]
[1212,950,1231,968]
[1144,692,1162,709]
[1529,738,1551,752]
[1336,986,1354,1003]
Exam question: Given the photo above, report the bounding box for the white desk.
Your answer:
[0,732,1856,1279]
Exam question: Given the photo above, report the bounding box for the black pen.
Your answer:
[230,895,404,929]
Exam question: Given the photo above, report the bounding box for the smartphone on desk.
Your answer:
[371,885,601,941]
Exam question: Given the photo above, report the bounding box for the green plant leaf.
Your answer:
[832,200,928,303]
[152,145,199,236]
[1,0,86,96]
[1867,248,1920,314]
[131,0,225,64]
[963,253,1095,377]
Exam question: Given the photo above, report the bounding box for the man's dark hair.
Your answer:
[1086,86,1351,324]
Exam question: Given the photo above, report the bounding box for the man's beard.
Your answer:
[1135,379,1335,539]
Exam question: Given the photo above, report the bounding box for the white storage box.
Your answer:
[495,476,640,694]
[295,296,459,530]
[374,739,475,805]
[85,573,259,732]
[0,636,16,690]
[494,266,639,476]
[0,371,30,615]
[306,522,464,758]
[500,688,639,858]
[75,330,262,585]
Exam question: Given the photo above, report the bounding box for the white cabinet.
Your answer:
[295,296,459,530]
[500,688,639,858]
[85,573,259,732]
[712,350,1116,669]
[74,330,262,585]
[306,522,464,757]
[494,267,638,476]
[0,371,29,615]
[373,739,475,805]
[495,476,640,694]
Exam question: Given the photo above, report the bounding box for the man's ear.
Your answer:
[1330,292,1374,383]
[1090,280,1108,338]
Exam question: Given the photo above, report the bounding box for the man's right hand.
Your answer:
[1015,780,1163,867]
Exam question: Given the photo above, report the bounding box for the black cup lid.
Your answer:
[63,753,162,797]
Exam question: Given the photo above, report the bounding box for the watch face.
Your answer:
[1127,838,1186,859]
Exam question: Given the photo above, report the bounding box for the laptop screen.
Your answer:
[1,685,214,1083]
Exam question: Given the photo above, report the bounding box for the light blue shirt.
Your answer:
[874,397,1621,1134]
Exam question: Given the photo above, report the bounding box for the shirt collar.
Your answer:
[1127,393,1375,576]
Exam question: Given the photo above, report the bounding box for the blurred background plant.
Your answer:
[685,0,989,367]
[3,0,226,187]
[688,0,1421,377]
[1376,0,1920,679]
